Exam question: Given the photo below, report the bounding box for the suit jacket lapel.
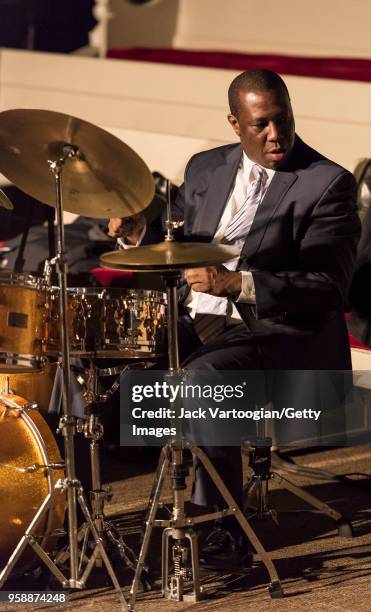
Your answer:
[240,169,297,261]
[192,145,242,238]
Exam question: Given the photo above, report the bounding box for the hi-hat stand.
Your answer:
[97,182,287,607]
[0,146,127,610]
[128,270,284,609]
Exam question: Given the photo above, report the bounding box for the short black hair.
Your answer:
[228,69,290,117]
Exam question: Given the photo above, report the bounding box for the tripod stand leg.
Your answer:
[0,492,56,587]
[193,446,283,597]
[80,545,100,584]
[54,522,88,566]
[272,472,353,537]
[78,524,92,573]
[30,540,67,585]
[144,447,170,525]
[76,485,128,611]
[129,447,170,611]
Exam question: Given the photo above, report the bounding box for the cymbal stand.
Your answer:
[54,359,151,591]
[66,361,147,578]
[0,146,127,610]
[128,213,284,609]
[81,361,117,548]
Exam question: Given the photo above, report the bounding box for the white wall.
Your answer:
[108,0,181,48]
[108,0,371,58]
[0,49,369,186]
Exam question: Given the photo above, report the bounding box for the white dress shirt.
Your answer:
[117,153,275,324]
[185,153,275,323]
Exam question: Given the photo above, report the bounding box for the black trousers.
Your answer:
[176,313,264,509]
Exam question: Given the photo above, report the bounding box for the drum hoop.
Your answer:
[0,353,45,370]
[0,272,46,290]
[50,286,167,303]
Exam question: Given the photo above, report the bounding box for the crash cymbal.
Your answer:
[0,109,154,218]
[100,242,239,271]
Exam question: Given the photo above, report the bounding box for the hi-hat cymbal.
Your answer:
[0,109,154,218]
[100,242,239,271]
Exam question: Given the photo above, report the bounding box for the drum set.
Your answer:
[0,107,168,609]
[0,108,284,610]
[0,274,167,366]
[0,273,167,591]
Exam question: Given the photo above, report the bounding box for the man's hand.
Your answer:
[107,214,146,245]
[184,265,242,297]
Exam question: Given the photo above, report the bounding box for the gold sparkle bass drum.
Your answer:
[0,393,65,571]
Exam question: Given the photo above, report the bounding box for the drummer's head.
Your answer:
[227,69,295,170]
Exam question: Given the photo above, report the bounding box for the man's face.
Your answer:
[227,88,295,170]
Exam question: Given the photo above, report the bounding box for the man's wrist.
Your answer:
[228,271,243,297]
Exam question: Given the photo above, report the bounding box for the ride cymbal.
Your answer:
[0,109,154,218]
[100,242,239,271]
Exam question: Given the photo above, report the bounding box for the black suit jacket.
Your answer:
[348,191,371,346]
[172,136,361,370]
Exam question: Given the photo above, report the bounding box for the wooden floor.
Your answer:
[1,444,371,612]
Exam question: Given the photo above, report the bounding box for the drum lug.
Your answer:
[22,402,39,411]
[20,461,65,474]
[0,375,11,394]
[76,418,85,434]
[57,414,77,435]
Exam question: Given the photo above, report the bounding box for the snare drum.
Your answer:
[0,272,49,371]
[0,393,65,570]
[46,287,167,359]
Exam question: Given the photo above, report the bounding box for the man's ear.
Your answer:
[227,113,240,137]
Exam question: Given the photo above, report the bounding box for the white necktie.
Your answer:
[192,163,267,338]
[223,164,267,244]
